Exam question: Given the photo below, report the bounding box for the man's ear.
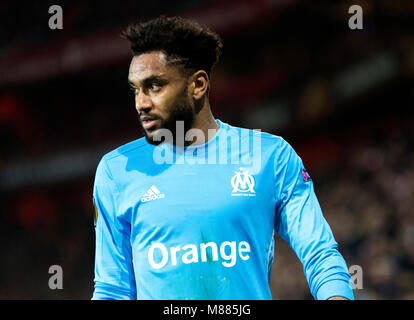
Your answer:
[190,70,209,100]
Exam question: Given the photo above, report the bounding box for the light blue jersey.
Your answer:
[92,119,354,300]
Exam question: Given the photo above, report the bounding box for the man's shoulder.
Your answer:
[100,136,150,165]
[223,121,287,149]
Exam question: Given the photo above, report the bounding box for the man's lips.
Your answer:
[141,117,160,130]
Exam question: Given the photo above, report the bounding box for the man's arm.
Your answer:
[92,156,136,300]
[274,139,354,300]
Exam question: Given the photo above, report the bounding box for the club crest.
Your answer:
[231,168,256,197]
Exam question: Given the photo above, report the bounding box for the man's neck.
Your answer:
[189,102,219,146]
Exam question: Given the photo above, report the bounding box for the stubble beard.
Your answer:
[141,88,197,146]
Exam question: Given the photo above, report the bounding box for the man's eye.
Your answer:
[150,83,162,91]
[130,86,139,94]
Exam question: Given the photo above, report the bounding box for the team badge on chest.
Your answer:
[231,168,256,197]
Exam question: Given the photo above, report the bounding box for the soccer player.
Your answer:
[92,16,354,300]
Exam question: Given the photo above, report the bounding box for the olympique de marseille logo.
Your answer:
[231,168,255,197]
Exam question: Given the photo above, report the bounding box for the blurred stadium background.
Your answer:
[0,0,413,299]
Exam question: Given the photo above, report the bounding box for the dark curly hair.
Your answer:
[123,16,223,76]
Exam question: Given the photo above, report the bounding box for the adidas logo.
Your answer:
[141,185,165,203]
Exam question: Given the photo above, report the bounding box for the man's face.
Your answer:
[128,51,195,145]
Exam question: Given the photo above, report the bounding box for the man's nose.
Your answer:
[135,90,153,113]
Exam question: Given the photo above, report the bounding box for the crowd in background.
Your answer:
[271,114,414,299]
